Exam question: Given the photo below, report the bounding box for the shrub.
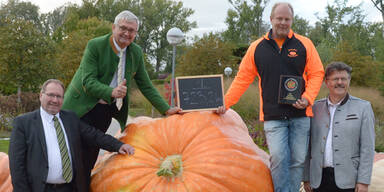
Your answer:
[0,92,39,131]
[128,86,166,118]
[376,122,384,152]
[0,113,13,132]
[151,79,166,85]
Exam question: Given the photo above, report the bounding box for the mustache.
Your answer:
[334,84,345,88]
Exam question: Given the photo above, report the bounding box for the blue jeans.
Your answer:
[264,117,310,192]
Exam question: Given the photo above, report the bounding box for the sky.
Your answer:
[0,0,382,38]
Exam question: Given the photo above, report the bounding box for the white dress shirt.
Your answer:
[40,107,73,184]
[323,98,342,168]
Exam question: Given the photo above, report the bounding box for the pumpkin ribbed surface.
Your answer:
[0,152,12,192]
[91,109,273,192]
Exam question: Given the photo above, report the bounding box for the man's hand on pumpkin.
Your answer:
[165,107,182,115]
[215,106,227,114]
[118,144,135,155]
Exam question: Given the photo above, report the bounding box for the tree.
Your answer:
[308,22,324,46]
[0,18,56,99]
[331,41,379,87]
[177,33,237,76]
[67,0,196,73]
[370,23,384,61]
[291,15,310,36]
[312,0,375,64]
[316,0,365,46]
[223,0,269,44]
[40,6,69,40]
[135,0,196,73]
[371,0,384,38]
[371,0,384,24]
[368,23,384,95]
[55,17,111,86]
[0,0,41,29]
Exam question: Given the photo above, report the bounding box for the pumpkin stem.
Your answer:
[156,154,183,178]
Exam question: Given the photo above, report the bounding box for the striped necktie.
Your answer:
[116,50,124,110]
[53,116,73,183]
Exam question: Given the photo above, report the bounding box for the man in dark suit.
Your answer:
[9,79,135,192]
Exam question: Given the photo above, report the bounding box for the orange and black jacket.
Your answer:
[225,29,324,121]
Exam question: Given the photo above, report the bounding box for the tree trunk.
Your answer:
[155,60,161,73]
[17,86,21,104]
[382,11,384,38]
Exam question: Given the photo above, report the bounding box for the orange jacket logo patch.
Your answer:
[288,49,298,57]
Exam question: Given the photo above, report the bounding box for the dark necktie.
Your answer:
[53,116,72,183]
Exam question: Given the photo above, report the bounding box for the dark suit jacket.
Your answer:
[8,109,123,192]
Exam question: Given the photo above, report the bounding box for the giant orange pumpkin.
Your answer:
[0,152,12,192]
[91,109,273,192]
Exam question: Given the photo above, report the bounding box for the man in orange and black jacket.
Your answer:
[218,3,324,192]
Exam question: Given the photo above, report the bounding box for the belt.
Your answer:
[45,183,71,189]
[323,167,334,172]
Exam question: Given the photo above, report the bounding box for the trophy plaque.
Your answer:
[278,75,304,104]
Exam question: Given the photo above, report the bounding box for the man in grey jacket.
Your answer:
[303,62,375,192]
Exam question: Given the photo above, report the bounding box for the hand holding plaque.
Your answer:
[278,75,304,104]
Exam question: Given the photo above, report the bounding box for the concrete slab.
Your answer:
[99,117,131,156]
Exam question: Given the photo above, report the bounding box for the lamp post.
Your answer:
[224,67,233,87]
[224,67,232,78]
[167,27,184,107]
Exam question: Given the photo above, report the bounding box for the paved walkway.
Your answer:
[374,152,384,162]
[105,118,121,136]
[99,117,129,155]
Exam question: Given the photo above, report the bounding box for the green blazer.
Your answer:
[62,33,170,130]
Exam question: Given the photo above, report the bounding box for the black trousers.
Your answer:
[80,103,119,187]
[313,167,355,192]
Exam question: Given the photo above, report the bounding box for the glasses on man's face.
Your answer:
[118,25,137,34]
[327,77,349,83]
[44,93,63,100]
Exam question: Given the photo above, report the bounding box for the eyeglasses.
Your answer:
[118,25,137,34]
[326,77,349,83]
[44,93,63,100]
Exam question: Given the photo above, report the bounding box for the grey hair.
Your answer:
[114,10,140,30]
[270,2,294,18]
[40,79,65,93]
[325,61,352,79]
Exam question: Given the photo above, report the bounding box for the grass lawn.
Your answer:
[0,139,9,154]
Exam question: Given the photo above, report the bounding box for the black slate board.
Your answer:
[176,75,224,112]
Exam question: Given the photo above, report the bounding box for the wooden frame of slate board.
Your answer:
[175,74,224,112]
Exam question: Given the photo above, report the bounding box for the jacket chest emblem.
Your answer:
[288,49,298,57]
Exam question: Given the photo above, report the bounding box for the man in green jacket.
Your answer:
[62,10,181,186]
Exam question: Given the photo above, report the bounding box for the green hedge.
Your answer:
[0,92,40,131]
